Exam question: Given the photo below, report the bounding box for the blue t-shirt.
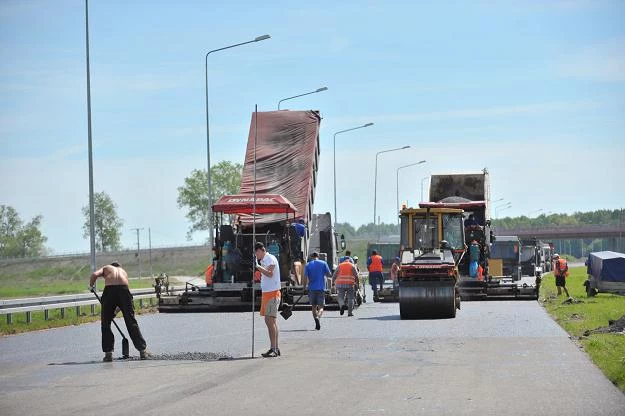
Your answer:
[305,259,330,291]
[292,223,306,237]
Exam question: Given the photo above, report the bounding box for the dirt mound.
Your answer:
[583,314,625,336]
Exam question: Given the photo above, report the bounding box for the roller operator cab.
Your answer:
[398,207,464,319]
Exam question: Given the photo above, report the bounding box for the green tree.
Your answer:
[177,161,243,238]
[0,205,48,258]
[82,192,123,252]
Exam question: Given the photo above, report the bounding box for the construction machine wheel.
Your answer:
[399,280,456,319]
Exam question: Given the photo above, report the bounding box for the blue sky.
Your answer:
[1,0,624,253]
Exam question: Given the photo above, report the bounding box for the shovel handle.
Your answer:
[91,289,128,341]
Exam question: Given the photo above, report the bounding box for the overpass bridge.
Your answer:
[494,224,625,240]
[493,224,625,255]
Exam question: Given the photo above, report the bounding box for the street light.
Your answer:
[527,208,544,217]
[333,123,374,225]
[373,146,411,225]
[396,161,426,224]
[205,34,270,251]
[277,87,328,110]
[495,202,512,218]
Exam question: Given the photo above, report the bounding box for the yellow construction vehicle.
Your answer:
[398,206,464,319]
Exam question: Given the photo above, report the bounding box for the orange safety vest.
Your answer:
[368,255,383,273]
[555,258,569,277]
[335,261,356,285]
[205,264,214,285]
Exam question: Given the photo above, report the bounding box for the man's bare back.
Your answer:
[90,262,129,287]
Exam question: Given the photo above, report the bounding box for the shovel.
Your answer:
[280,293,305,320]
[91,289,130,358]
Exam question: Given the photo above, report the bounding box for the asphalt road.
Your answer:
[1,290,624,416]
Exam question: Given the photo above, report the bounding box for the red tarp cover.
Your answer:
[419,201,487,210]
[239,110,321,224]
[212,194,297,215]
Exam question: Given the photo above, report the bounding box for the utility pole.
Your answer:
[148,227,153,277]
[132,228,144,278]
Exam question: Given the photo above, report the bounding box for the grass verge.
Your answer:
[0,278,156,299]
[540,266,625,392]
[0,299,157,336]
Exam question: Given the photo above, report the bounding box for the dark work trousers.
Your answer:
[101,285,147,353]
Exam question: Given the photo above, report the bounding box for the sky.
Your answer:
[1,0,624,253]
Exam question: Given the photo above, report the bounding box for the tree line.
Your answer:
[2,159,621,259]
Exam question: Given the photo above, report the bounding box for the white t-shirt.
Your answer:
[260,252,281,292]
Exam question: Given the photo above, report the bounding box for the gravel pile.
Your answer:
[131,352,233,361]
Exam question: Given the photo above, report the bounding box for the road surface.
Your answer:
[0,292,623,416]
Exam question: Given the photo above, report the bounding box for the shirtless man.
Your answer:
[89,262,149,361]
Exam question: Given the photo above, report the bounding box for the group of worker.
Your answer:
[89,248,570,361]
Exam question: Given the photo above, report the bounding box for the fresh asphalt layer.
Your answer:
[1,288,624,416]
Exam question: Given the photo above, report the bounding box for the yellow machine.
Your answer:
[398,207,464,319]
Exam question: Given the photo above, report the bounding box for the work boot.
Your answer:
[340,305,345,316]
[139,350,152,360]
[103,352,113,362]
[314,317,321,331]
[348,311,354,317]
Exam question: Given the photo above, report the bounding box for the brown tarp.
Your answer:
[239,110,321,224]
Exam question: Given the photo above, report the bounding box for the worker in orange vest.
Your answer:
[333,258,359,316]
[367,250,384,300]
[553,253,570,298]
[205,263,214,286]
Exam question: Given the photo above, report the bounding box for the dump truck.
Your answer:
[400,170,539,301]
[397,206,464,319]
[423,170,493,299]
[488,235,540,299]
[158,110,347,312]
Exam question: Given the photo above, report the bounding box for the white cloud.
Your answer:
[555,36,625,82]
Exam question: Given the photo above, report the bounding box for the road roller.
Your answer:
[397,207,464,319]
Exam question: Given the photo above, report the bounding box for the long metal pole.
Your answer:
[251,105,258,359]
[332,123,373,226]
[374,146,410,225]
[85,0,96,279]
[132,228,143,278]
[396,161,426,224]
[148,227,153,277]
[278,87,328,110]
[205,35,270,260]
[396,168,399,226]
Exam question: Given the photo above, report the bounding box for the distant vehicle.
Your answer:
[490,236,522,280]
[584,251,625,297]
[489,235,540,299]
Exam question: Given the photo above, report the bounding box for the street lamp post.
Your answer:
[278,87,328,110]
[205,34,270,252]
[333,123,374,225]
[84,0,96,281]
[495,202,512,218]
[396,161,426,224]
[374,146,411,226]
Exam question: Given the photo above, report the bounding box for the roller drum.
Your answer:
[399,280,456,319]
